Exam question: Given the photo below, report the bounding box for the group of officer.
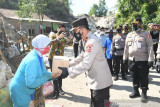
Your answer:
[47,17,159,106]
[95,18,159,103]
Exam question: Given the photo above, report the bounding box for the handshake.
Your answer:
[52,67,69,79]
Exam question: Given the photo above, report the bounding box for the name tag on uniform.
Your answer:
[138,42,141,48]
[128,42,132,46]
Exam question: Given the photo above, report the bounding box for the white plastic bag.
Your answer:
[42,81,54,97]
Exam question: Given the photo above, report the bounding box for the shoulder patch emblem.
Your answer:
[86,44,93,53]
[139,34,143,36]
[145,33,151,39]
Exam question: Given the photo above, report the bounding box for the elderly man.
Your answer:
[59,18,113,107]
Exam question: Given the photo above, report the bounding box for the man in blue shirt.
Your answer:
[104,29,114,76]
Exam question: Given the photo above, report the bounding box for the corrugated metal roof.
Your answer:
[0,8,68,23]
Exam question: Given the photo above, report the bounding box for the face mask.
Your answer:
[35,46,50,55]
[117,29,122,33]
[133,25,140,31]
[109,34,113,38]
[74,32,81,40]
[59,31,63,35]
[76,32,82,38]
[101,31,105,35]
[124,28,128,32]
[97,30,100,33]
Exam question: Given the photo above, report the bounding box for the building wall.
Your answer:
[21,21,52,36]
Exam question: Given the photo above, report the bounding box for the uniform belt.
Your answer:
[115,48,124,51]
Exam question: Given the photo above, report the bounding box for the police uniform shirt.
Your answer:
[123,31,154,61]
[111,34,126,56]
[68,31,113,90]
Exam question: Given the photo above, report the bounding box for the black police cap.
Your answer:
[71,18,89,31]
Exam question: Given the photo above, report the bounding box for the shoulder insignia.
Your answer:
[145,33,151,39]
[86,44,93,53]
[139,34,143,36]
[145,33,150,36]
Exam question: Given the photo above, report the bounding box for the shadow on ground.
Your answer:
[45,92,90,104]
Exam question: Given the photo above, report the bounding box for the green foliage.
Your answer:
[89,4,99,16]
[89,0,108,17]
[116,0,160,30]
[0,0,71,21]
[0,0,19,9]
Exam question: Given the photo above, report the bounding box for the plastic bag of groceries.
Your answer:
[42,81,54,97]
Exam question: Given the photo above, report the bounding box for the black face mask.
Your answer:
[59,31,63,35]
[124,28,128,31]
[117,29,122,33]
[74,32,81,40]
[133,25,140,31]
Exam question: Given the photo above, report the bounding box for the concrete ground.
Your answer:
[45,46,160,107]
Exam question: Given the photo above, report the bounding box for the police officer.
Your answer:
[111,25,127,81]
[123,18,154,103]
[148,23,159,64]
[59,18,113,107]
[123,24,130,75]
[94,26,101,36]
[48,24,73,99]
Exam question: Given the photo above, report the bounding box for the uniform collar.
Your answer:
[85,31,92,42]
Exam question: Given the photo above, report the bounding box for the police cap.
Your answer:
[70,18,89,31]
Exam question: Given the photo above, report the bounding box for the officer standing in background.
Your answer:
[97,27,108,49]
[111,25,127,81]
[148,23,159,64]
[123,18,154,103]
[72,32,81,58]
[59,18,113,107]
[94,26,101,36]
[123,24,130,75]
[48,24,73,99]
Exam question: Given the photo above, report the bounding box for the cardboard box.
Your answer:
[52,56,69,74]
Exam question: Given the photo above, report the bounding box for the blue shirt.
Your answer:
[10,50,53,107]
[103,38,112,59]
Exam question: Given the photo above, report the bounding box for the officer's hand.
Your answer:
[59,33,65,39]
[123,60,127,64]
[148,61,153,68]
[58,67,69,79]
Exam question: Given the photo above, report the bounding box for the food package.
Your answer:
[52,56,69,74]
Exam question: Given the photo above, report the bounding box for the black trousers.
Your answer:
[73,43,79,58]
[153,44,158,64]
[90,87,110,107]
[114,56,125,76]
[107,59,114,74]
[48,59,62,91]
[128,60,149,90]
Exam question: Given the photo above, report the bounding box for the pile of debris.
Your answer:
[77,14,116,31]
[0,60,14,88]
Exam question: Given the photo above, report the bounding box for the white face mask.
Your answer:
[101,31,105,35]
[97,30,100,33]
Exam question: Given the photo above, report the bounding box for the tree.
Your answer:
[98,0,108,16]
[0,0,19,9]
[88,0,108,17]
[89,4,99,16]
[115,0,160,30]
